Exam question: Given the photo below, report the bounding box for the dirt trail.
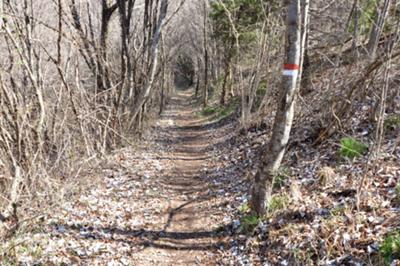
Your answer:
[37,90,236,265]
[131,90,228,264]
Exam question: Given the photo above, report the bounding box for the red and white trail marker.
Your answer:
[282,63,300,77]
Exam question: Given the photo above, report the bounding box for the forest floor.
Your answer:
[2,89,400,265]
[2,90,246,265]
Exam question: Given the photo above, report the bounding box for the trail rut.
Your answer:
[41,90,236,265]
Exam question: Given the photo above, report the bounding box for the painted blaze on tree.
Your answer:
[251,0,305,215]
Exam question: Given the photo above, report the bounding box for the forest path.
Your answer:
[127,90,230,264]
[42,89,236,265]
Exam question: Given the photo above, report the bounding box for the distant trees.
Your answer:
[210,0,265,105]
[367,0,391,58]
[175,54,196,87]
[127,0,169,130]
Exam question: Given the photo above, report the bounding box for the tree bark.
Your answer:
[298,0,310,94]
[115,0,136,110]
[0,0,3,30]
[220,41,234,106]
[203,0,209,107]
[367,0,391,59]
[251,0,305,215]
[127,0,168,130]
[351,0,359,51]
[98,0,118,90]
[159,34,166,115]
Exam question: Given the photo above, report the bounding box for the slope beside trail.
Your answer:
[27,90,242,265]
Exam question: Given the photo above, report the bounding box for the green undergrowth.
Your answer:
[239,214,261,233]
[237,193,291,233]
[339,137,368,159]
[348,0,378,35]
[198,97,239,120]
[268,194,290,213]
[380,230,400,265]
[238,202,259,233]
[273,167,291,189]
[251,82,268,111]
[0,234,44,264]
[384,114,400,130]
[329,204,347,217]
[396,182,400,200]
[238,202,251,214]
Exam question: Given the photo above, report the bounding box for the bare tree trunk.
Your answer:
[367,0,391,59]
[220,42,234,106]
[298,0,309,79]
[98,0,118,90]
[115,0,136,111]
[352,0,359,51]
[195,57,201,97]
[203,0,209,108]
[251,0,305,215]
[243,20,269,126]
[0,0,3,29]
[69,0,117,91]
[127,0,168,130]
[159,34,166,114]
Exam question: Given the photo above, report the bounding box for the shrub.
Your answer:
[384,114,400,130]
[240,214,260,233]
[268,194,289,213]
[395,182,400,200]
[348,0,379,35]
[202,106,218,116]
[238,202,250,213]
[330,204,346,216]
[380,231,400,265]
[339,137,368,159]
[273,167,291,189]
[252,83,268,111]
[201,98,238,118]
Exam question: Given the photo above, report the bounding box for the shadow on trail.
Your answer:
[51,91,245,260]
[52,224,229,251]
[51,214,232,251]
[161,113,236,133]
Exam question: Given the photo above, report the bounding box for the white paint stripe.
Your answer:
[283,69,299,76]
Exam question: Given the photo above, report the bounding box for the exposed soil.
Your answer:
[8,90,242,265]
[121,90,231,264]
[3,88,399,266]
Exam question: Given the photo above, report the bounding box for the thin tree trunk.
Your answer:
[195,57,201,97]
[98,1,118,90]
[127,0,168,130]
[367,0,391,59]
[244,20,269,125]
[251,0,305,215]
[203,0,209,108]
[0,0,3,30]
[352,0,359,51]
[69,0,96,75]
[299,0,310,94]
[115,0,136,112]
[159,35,166,115]
[220,43,233,106]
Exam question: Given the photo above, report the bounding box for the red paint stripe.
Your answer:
[283,64,300,70]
